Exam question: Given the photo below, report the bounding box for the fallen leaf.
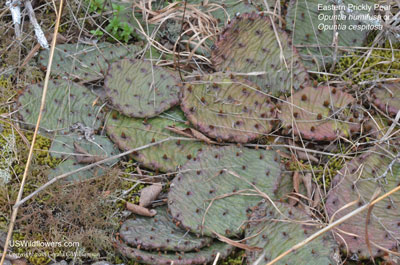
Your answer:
[312,183,322,208]
[126,202,157,217]
[302,173,313,200]
[295,150,319,163]
[139,183,163,208]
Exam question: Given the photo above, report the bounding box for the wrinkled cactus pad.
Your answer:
[180,74,277,143]
[212,12,310,96]
[39,43,140,81]
[116,240,233,265]
[17,79,104,133]
[279,86,359,141]
[370,82,400,117]
[326,145,400,258]
[105,59,180,118]
[286,0,375,70]
[245,201,340,264]
[105,108,206,172]
[119,206,212,252]
[48,134,119,182]
[168,145,284,237]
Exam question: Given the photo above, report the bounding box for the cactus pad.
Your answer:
[120,206,212,252]
[38,43,140,81]
[105,59,180,118]
[370,82,400,117]
[286,0,375,70]
[48,134,119,181]
[180,74,276,143]
[105,108,206,172]
[326,145,400,258]
[49,134,119,161]
[279,86,358,141]
[116,240,233,265]
[17,80,104,133]
[212,12,310,96]
[168,145,284,237]
[245,201,340,264]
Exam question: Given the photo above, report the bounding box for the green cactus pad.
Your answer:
[116,240,234,265]
[370,82,400,117]
[49,134,119,161]
[326,145,400,258]
[48,134,119,181]
[180,74,277,143]
[212,12,310,96]
[286,0,375,70]
[120,206,213,252]
[17,80,104,133]
[168,145,284,237]
[38,43,140,81]
[47,159,102,182]
[105,59,180,118]
[105,108,206,172]
[279,86,359,141]
[245,201,340,264]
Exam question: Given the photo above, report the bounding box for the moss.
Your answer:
[287,156,345,189]
[219,250,245,265]
[330,47,400,84]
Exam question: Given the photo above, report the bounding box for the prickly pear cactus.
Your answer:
[326,145,400,258]
[286,0,376,70]
[370,82,400,117]
[48,134,119,181]
[105,108,206,172]
[38,43,140,81]
[116,240,234,265]
[212,12,310,96]
[105,59,180,118]
[279,86,359,141]
[168,145,285,237]
[50,134,119,161]
[120,206,213,252]
[17,79,104,133]
[245,201,340,264]
[180,74,277,143]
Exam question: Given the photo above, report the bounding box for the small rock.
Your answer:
[3,259,11,265]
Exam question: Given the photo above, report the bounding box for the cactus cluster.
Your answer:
[12,1,397,263]
[105,59,180,118]
[168,145,285,237]
[245,201,340,264]
[212,12,310,96]
[326,145,400,258]
[180,73,277,143]
[116,239,233,265]
[39,43,140,81]
[279,85,360,140]
[119,206,213,252]
[17,79,104,133]
[116,206,234,265]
